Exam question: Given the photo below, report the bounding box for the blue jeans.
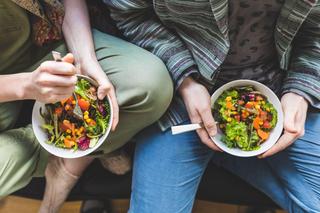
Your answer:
[129,112,320,213]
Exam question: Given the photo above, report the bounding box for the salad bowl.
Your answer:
[32,75,113,159]
[210,80,284,157]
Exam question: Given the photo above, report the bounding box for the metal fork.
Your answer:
[51,51,83,120]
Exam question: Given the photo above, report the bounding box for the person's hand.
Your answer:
[25,53,77,103]
[259,92,308,158]
[179,77,221,151]
[78,58,119,131]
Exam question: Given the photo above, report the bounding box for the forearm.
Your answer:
[62,0,96,64]
[0,73,29,102]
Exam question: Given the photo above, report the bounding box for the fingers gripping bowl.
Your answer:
[32,75,113,158]
[211,80,283,157]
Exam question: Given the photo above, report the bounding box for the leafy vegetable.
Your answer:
[40,78,110,151]
[214,86,277,151]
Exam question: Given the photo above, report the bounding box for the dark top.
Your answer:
[216,0,285,95]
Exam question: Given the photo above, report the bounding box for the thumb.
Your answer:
[62,53,74,64]
[283,107,298,133]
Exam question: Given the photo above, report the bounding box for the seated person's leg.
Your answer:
[267,111,320,212]
[215,111,320,213]
[91,29,173,154]
[0,102,48,197]
[129,122,213,213]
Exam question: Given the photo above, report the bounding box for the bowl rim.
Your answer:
[210,79,284,157]
[32,77,113,159]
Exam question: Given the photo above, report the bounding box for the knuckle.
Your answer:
[39,62,50,72]
[70,76,77,85]
[205,122,216,129]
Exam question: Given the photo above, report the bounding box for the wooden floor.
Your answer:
[0,196,287,213]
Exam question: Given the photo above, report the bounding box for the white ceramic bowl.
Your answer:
[32,77,113,159]
[210,80,283,157]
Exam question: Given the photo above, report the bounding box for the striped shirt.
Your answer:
[104,0,320,130]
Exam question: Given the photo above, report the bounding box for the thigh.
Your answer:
[0,125,49,197]
[91,29,172,107]
[214,112,320,212]
[0,101,22,131]
[212,153,291,209]
[91,29,173,153]
[129,123,213,213]
[268,111,320,212]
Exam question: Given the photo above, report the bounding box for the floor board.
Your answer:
[0,196,287,213]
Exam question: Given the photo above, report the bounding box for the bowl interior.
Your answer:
[32,96,113,159]
[210,80,283,157]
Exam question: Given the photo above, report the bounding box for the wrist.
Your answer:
[76,51,97,67]
[178,76,197,95]
[18,73,33,100]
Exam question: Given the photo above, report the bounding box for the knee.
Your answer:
[118,54,173,121]
[133,55,173,120]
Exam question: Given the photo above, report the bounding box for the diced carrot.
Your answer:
[253,117,261,129]
[238,100,245,105]
[64,138,74,148]
[226,101,233,109]
[89,120,96,126]
[66,96,74,105]
[71,123,75,137]
[61,120,72,130]
[245,102,253,108]
[257,129,270,140]
[78,99,90,111]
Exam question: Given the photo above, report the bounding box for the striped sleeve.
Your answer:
[283,4,320,105]
[103,0,198,90]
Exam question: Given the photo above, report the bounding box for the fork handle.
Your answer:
[171,123,203,135]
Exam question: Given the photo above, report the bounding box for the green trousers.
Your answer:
[0,29,173,197]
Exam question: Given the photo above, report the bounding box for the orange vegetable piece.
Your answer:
[238,100,245,105]
[60,120,72,131]
[89,120,96,126]
[253,117,261,129]
[66,96,74,105]
[64,138,74,148]
[78,99,90,111]
[245,102,253,108]
[54,107,63,116]
[71,123,76,137]
[226,101,233,109]
[257,129,270,140]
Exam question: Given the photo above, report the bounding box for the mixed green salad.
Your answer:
[40,79,111,151]
[213,86,277,151]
